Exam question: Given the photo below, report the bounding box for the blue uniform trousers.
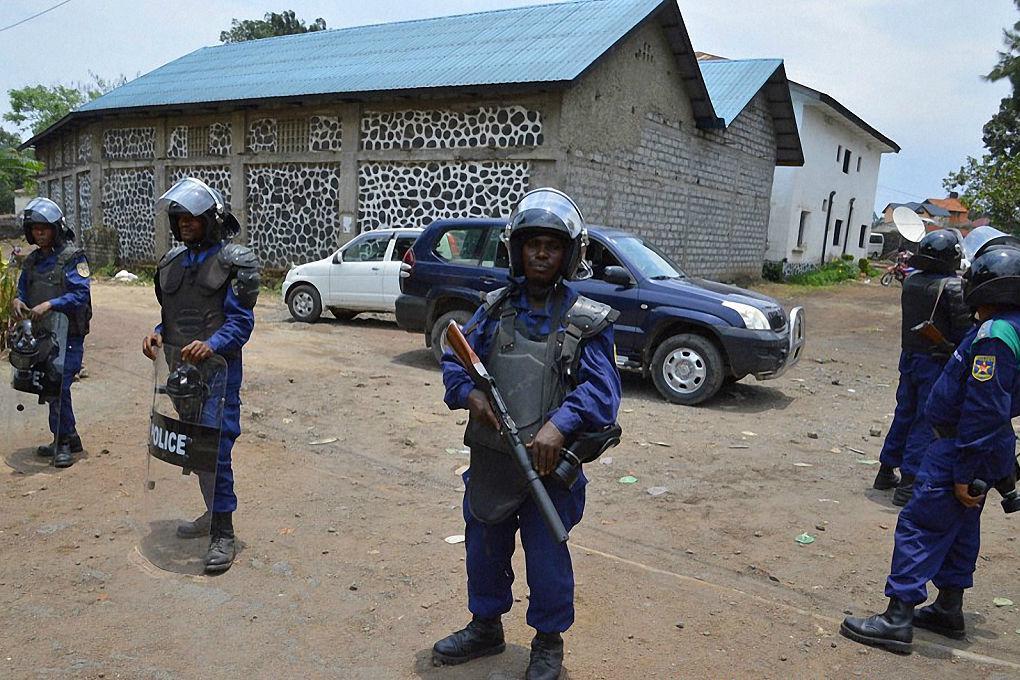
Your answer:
[48,335,84,438]
[197,375,241,513]
[884,439,983,604]
[880,351,944,476]
[464,472,586,634]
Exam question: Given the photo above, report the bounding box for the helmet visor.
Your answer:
[512,189,585,238]
[22,197,63,226]
[962,225,1020,262]
[156,177,220,217]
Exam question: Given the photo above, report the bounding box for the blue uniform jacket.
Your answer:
[155,243,254,386]
[925,310,1020,486]
[17,249,91,336]
[442,281,622,439]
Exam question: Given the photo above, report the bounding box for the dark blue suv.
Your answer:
[396,219,805,405]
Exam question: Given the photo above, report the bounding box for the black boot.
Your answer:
[52,440,74,468]
[526,632,564,680]
[432,616,505,666]
[892,475,915,507]
[177,510,212,539]
[840,597,914,654]
[873,464,900,490]
[914,587,966,640]
[204,512,236,573]
[37,433,83,457]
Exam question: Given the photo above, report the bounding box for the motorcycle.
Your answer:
[880,253,913,287]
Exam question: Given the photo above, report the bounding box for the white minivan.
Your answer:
[282,227,422,322]
[867,232,885,259]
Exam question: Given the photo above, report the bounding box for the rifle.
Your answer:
[910,320,955,355]
[444,320,570,543]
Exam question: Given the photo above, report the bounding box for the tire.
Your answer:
[287,284,322,323]
[880,271,894,287]
[328,307,358,321]
[431,309,473,364]
[650,333,725,405]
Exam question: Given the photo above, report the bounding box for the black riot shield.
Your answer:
[3,312,69,472]
[135,343,227,574]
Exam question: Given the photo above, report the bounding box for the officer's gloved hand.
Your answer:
[467,389,499,431]
[528,421,565,476]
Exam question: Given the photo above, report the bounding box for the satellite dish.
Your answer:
[892,206,925,242]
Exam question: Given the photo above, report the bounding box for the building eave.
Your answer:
[791,81,899,153]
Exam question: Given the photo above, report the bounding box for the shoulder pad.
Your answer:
[481,287,510,313]
[565,295,619,337]
[218,243,260,270]
[976,319,1020,359]
[158,245,188,269]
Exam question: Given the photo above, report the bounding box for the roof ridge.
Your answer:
[205,0,632,51]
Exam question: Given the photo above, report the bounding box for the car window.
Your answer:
[391,236,417,261]
[344,233,390,262]
[869,234,883,244]
[479,228,510,269]
[584,239,625,280]
[433,228,487,265]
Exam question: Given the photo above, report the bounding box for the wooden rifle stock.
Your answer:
[910,320,954,355]
[444,320,570,543]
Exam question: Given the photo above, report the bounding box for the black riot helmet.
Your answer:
[21,197,67,247]
[908,229,962,274]
[501,188,588,279]
[963,246,1020,309]
[156,177,239,245]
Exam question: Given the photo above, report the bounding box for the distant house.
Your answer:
[760,78,899,269]
[925,192,969,226]
[880,201,950,226]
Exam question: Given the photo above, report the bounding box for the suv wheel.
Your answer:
[431,310,472,364]
[288,284,322,323]
[650,333,724,405]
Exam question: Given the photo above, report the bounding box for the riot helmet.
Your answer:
[962,245,1020,309]
[962,225,1020,262]
[164,362,209,422]
[908,229,962,273]
[501,188,588,279]
[156,177,240,245]
[21,197,67,247]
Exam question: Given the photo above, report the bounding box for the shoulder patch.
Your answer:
[75,261,90,278]
[972,355,996,382]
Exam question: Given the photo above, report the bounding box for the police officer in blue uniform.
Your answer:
[142,177,260,573]
[841,243,1020,654]
[433,189,622,680]
[11,197,92,468]
[874,229,971,505]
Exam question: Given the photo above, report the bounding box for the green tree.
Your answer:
[945,0,1020,230]
[219,10,326,43]
[3,72,128,137]
[0,128,42,213]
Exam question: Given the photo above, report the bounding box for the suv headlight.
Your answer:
[722,300,771,331]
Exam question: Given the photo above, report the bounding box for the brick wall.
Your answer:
[564,95,776,280]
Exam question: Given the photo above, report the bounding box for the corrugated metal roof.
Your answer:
[698,58,783,126]
[80,0,665,113]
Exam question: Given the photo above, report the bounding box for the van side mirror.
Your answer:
[603,266,634,286]
[332,251,343,265]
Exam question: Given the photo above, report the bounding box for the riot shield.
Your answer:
[135,343,226,574]
[3,312,69,473]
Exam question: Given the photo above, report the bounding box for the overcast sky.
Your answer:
[1,0,1015,216]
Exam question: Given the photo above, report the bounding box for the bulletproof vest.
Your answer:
[158,246,230,348]
[901,272,967,355]
[462,287,618,523]
[23,243,91,337]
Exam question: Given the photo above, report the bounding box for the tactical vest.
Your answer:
[157,246,230,349]
[463,286,618,523]
[901,272,966,355]
[23,243,91,337]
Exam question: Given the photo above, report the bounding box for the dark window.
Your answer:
[833,219,843,246]
[343,233,390,262]
[857,156,862,173]
[822,198,828,212]
[842,149,851,174]
[433,227,487,265]
[391,236,417,261]
[479,228,509,269]
[797,211,810,247]
[858,225,867,249]
[837,145,842,162]
[584,240,625,280]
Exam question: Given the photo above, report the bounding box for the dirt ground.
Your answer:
[2,275,1019,680]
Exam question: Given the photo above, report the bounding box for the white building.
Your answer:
[766,81,898,271]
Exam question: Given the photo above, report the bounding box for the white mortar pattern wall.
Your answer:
[246,163,342,268]
[102,168,155,262]
[77,172,92,233]
[102,127,155,159]
[168,127,188,159]
[209,123,232,156]
[61,176,75,237]
[361,106,543,150]
[77,134,92,163]
[565,101,776,279]
[357,161,530,231]
[309,116,342,151]
[248,119,278,153]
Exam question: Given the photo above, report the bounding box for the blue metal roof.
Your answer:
[698,58,783,126]
[889,202,950,218]
[80,0,665,112]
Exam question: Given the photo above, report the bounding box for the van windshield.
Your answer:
[608,235,686,279]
